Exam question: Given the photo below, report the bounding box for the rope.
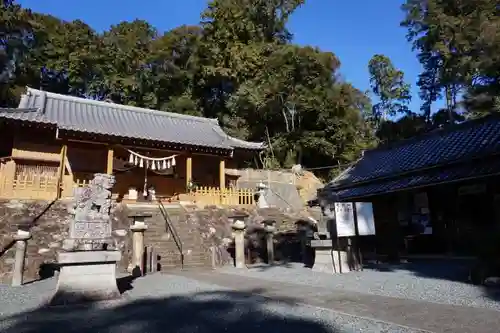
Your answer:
[125,148,178,162]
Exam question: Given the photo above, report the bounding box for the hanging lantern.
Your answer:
[128,154,134,164]
[171,156,176,167]
[162,160,167,170]
[167,160,171,168]
[152,161,156,170]
[139,158,144,168]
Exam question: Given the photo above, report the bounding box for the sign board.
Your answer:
[334,202,356,237]
[355,202,376,236]
[70,220,111,239]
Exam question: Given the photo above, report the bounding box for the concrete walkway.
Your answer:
[172,270,500,333]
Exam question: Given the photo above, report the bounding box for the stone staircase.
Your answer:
[127,204,212,272]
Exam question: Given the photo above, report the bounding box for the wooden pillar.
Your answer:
[57,144,67,199]
[186,156,192,189]
[106,147,114,175]
[219,159,225,189]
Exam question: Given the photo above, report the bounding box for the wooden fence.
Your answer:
[0,160,59,200]
[0,160,256,208]
[0,175,59,200]
[60,176,91,198]
[190,187,255,207]
[0,159,93,200]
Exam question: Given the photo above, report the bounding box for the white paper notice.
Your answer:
[334,202,356,237]
[355,202,376,236]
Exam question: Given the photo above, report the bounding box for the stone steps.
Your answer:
[129,204,213,271]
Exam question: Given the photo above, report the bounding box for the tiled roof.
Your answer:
[328,157,500,201]
[0,87,265,151]
[327,115,500,191]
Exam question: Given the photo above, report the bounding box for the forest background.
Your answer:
[2,0,499,180]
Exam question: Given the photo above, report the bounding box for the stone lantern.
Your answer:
[229,213,248,268]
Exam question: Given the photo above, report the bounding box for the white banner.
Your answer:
[355,202,376,236]
[334,202,356,237]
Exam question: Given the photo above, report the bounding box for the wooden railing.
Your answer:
[73,179,91,188]
[0,162,256,208]
[190,187,255,207]
[0,171,92,200]
[60,176,91,198]
[0,175,59,200]
[0,160,60,200]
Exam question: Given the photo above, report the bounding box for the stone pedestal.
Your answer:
[232,220,246,268]
[52,173,123,305]
[311,239,361,274]
[50,250,121,305]
[11,230,31,287]
[130,222,148,277]
[264,224,275,264]
[312,249,351,274]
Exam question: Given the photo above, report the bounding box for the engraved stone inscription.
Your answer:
[72,220,112,239]
[64,173,116,251]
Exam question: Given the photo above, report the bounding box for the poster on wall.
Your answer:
[334,202,356,237]
[355,202,376,235]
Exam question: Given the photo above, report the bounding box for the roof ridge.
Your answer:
[369,114,500,154]
[24,87,220,125]
[0,108,39,113]
[211,125,265,147]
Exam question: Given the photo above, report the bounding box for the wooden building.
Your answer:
[318,115,500,257]
[0,87,264,205]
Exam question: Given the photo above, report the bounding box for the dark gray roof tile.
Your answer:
[1,87,265,151]
[328,115,500,190]
[331,157,500,201]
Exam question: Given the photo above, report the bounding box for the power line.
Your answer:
[304,165,346,171]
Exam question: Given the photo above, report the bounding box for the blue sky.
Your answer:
[18,0,443,113]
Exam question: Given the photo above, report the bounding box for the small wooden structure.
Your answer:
[318,114,500,257]
[0,88,264,206]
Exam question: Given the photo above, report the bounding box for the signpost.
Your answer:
[333,201,377,272]
[354,202,376,236]
[334,202,356,237]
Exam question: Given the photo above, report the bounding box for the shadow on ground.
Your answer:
[364,260,471,282]
[246,261,296,271]
[364,259,500,302]
[0,289,337,333]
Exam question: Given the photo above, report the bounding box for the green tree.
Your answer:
[368,54,411,124]
[231,44,375,170]
[402,0,500,119]
[3,0,378,177]
[150,25,203,115]
[99,20,157,106]
[0,0,33,106]
[29,14,103,96]
[194,0,304,120]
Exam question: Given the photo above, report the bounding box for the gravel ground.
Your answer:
[0,273,427,333]
[219,261,500,310]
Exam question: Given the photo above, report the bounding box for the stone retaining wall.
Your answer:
[0,200,314,283]
[0,200,132,284]
[184,206,309,265]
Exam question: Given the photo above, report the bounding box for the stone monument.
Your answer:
[309,203,361,274]
[50,173,122,305]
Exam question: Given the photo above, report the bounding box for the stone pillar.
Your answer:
[264,224,275,264]
[232,220,246,268]
[11,229,31,287]
[256,182,269,209]
[130,222,148,277]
